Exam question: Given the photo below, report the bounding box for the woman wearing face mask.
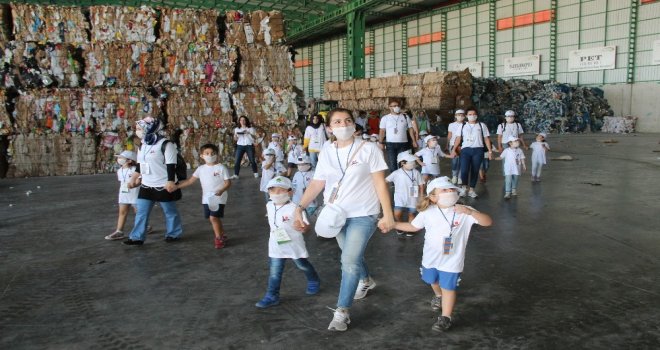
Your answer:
[393,176,492,332]
[124,117,184,245]
[450,108,494,198]
[378,100,415,172]
[496,110,527,152]
[303,114,328,168]
[232,116,259,179]
[446,110,466,185]
[293,108,394,332]
[386,152,424,237]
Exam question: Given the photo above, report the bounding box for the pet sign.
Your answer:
[568,46,616,72]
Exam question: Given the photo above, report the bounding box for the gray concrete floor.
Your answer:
[1,133,659,349]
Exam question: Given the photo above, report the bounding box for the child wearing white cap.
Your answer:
[415,135,452,183]
[529,133,550,182]
[495,136,526,198]
[291,155,317,217]
[386,151,424,236]
[260,148,287,202]
[286,135,304,178]
[496,110,526,152]
[446,110,466,185]
[393,176,492,332]
[416,130,428,152]
[255,176,320,308]
[106,150,141,240]
[268,133,285,163]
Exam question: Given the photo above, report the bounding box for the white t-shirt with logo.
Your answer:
[530,141,549,164]
[500,147,525,176]
[313,141,388,218]
[411,206,477,273]
[137,139,177,187]
[304,126,327,152]
[415,146,447,176]
[292,170,317,207]
[117,166,139,204]
[234,127,256,146]
[385,168,423,209]
[260,160,286,192]
[192,163,231,204]
[447,121,464,148]
[267,201,309,259]
[459,122,490,148]
[379,113,412,143]
[496,122,524,142]
[287,144,304,163]
[268,142,285,162]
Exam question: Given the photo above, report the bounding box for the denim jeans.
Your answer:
[531,161,543,177]
[266,257,320,297]
[234,144,258,175]
[335,215,378,308]
[129,198,183,241]
[451,156,461,178]
[459,147,485,188]
[385,142,411,172]
[505,174,520,193]
[309,152,319,168]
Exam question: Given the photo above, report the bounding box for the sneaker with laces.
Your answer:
[327,307,350,331]
[432,316,452,332]
[255,295,280,308]
[105,231,124,241]
[354,277,376,300]
[504,192,511,199]
[431,296,442,312]
[306,280,320,295]
[511,189,518,196]
[214,237,225,249]
[468,190,478,198]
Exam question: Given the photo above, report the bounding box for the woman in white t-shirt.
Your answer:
[446,110,466,184]
[303,114,327,168]
[294,108,394,332]
[232,116,259,179]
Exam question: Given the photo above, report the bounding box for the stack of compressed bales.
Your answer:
[159,42,238,86]
[601,116,637,133]
[11,4,88,43]
[159,7,219,44]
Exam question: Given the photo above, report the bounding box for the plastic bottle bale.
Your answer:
[83,87,161,134]
[11,4,89,44]
[89,5,157,43]
[160,8,220,44]
[12,42,86,88]
[14,89,86,134]
[85,42,162,87]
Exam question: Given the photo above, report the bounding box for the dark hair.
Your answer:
[466,108,478,114]
[200,143,219,154]
[238,116,251,128]
[355,124,364,133]
[326,108,353,124]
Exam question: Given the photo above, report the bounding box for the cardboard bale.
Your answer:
[355,88,372,99]
[11,42,85,88]
[160,42,238,86]
[9,132,97,177]
[85,42,162,87]
[423,83,456,98]
[403,73,424,86]
[0,5,10,44]
[14,89,89,134]
[372,87,389,98]
[179,126,234,170]
[96,130,135,174]
[232,86,298,126]
[0,90,11,135]
[384,75,402,88]
[90,6,157,43]
[325,81,340,92]
[369,77,386,89]
[251,10,273,45]
[386,87,405,97]
[403,85,424,98]
[341,80,355,91]
[354,78,370,91]
[239,46,294,87]
[338,100,358,111]
[82,87,161,133]
[341,91,356,100]
[357,98,387,111]
[167,86,234,131]
[422,71,452,85]
[268,11,285,43]
[159,7,220,44]
[11,4,89,43]
[323,91,342,101]
[406,97,422,109]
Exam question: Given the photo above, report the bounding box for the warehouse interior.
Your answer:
[0,0,659,348]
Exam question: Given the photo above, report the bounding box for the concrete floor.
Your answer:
[1,133,659,349]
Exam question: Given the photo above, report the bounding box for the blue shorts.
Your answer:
[203,204,225,218]
[394,206,417,214]
[420,267,461,291]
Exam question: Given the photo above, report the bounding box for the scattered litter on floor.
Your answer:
[580,182,602,186]
[601,139,619,144]
[551,155,576,161]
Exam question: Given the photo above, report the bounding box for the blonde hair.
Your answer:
[417,188,439,212]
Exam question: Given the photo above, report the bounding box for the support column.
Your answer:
[346,10,366,79]
[626,0,639,84]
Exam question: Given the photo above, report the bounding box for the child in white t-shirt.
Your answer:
[386,151,424,237]
[105,150,141,241]
[286,135,304,178]
[176,144,232,248]
[260,148,286,202]
[255,176,320,308]
[529,133,550,182]
[393,176,492,332]
[416,130,428,151]
[415,135,452,183]
[291,155,317,217]
[268,133,285,163]
[496,136,526,199]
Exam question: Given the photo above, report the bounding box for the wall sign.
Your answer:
[453,62,483,77]
[502,55,540,76]
[653,40,660,65]
[568,46,617,72]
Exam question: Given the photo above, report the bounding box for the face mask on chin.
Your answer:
[117,158,127,166]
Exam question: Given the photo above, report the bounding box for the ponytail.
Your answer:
[417,188,439,212]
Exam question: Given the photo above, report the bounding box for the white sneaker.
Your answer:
[253,173,259,178]
[230,175,239,180]
[504,192,511,199]
[511,189,518,196]
[354,277,376,299]
[327,307,350,331]
[458,187,467,197]
[468,190,478,198]
[451,176,458,184]
[457,178,463,185]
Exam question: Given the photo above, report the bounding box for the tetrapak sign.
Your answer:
[502,55,540,76]
[453,62,483,77]
[568,46,616,72]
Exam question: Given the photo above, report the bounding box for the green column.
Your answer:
[549,0,557,80]
[627,0,639,84]
[346,10,366,79]
[489,0,496,77]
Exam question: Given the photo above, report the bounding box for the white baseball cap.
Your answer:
[271,133,281,138]
[419,130,429,136]
[423,135,438,145]
[315,203,347,238]
[287,135,297,141]
[114,150,137,161]
[505,110,516,117]
[426,176,460,195]
[538,132,547,138]
[504,135,519,143]
[263,148,276,156]
[296,155,312,164]
[455,109,466,115]
[266,176,292,190]
[397,151,417,163]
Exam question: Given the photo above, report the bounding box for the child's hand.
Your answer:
[215,190,223,196]
[454,205,473,215]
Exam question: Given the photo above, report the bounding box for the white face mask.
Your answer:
[269,193,290,205]
[298,164,311,172]
[117,158,127,166]
[403,162,416,170]
[456,115,465,122]
[467,115,478,122]
[332,125,356,141]
[436,191,459,207]
[392,106,401,114]
[202,155,217,164]
[511,141,520,148]
[506,116,514,123]
[135,130,145,139]
[428,140,438,148]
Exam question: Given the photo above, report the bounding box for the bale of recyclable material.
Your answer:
[14,89,88,134]
[9,132,97,177]
[11,4,89,43]
[89,5,157,43]
[11,41,85,88]
[159,7,219,44]
[160,42,238,86]
[601,116,637,134]
[84,42,162,87]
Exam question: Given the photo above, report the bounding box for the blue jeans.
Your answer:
[451,155,461,178]
[129,198,183,241]
[309,152,319,168]
[385,142,411,172]
[459,147,485,188]
[505,174,520,193]
[335,215,378,308]
[234,144,258,175]
[266,257,319,297]
[482,158,490,172]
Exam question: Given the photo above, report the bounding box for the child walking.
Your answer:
[176,144,232,248]
[255,176,321,308]
[393,176,492,332]
[291,155,317,217]
[260,148,286,202]
[106,151,140,240]
[386,151,424,237]
[496,136,526,199]
[286,135,304,178]
[529,133,550,182]
[415,135,451,183]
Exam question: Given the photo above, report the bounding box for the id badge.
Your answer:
[431,156,438,164]
[273,227,291,244]
[141,163,151,175]
[443,236,453,255]
[409,185,419,197]
[394,127,398,134]
[120,182,130,193]
[329,183,339,202]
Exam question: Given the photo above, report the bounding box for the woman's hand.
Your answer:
[378,216,395,233]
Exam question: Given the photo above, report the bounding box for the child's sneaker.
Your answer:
[214,237,225,249]
[306,280,320,295]
[354,277,376,299]
[468,190,478,198]
[431,296,442,311]
[504,192,511,199]
[451,176,458,184]
[511,189,518,196]
[327,307,350,331]
[432,316,452,332]
[253,173,259,178]
[255,295,280,308]
[458,187,467,197]
[105,230,124,241]
[230,175,239,180]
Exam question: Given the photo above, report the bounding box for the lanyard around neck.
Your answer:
[439,207,457,236]
[272,201,291,228]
